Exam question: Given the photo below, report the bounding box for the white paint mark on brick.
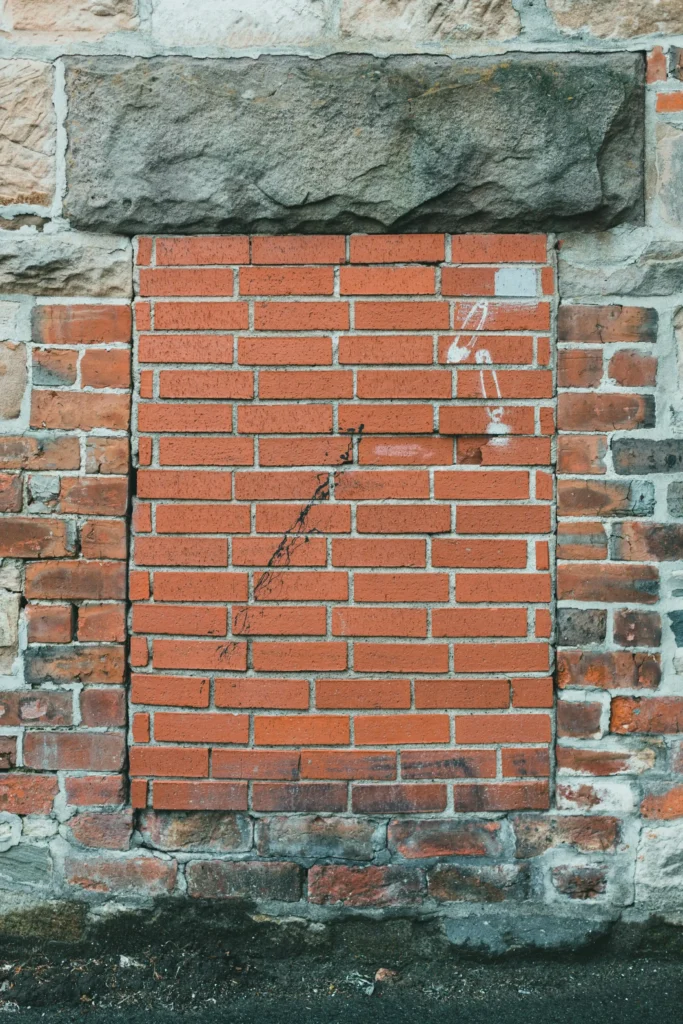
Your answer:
[494,266,538,297]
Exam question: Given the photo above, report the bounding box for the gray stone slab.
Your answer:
[63,52,644,236]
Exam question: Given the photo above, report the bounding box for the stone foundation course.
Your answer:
[0,0,683,943]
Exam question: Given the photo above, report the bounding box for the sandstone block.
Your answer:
[559,227,683,297]
[5,0,136,37]
[139,810,252,853]
[63,53,644,235]
[654,122,683,230]
[0,342,26,420]
[151,0,331,48]
[0,232,132,297]
[636,821,683,911]
[549,0,683,38]
[0,60,55,207]
[340,0,520,42]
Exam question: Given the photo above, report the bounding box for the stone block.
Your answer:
[0,342,26,420]
[612,439,683,475]
[636,821,683,911]
[428,863,529,902]
[557,608,607,647]
[0,232,132,297]
[559,227,683,297]
[186,859,302,901]
[548,0,683,37]
[0,60,55,207]
[63,52,644,235]
[551,865,608,900]
[340,0,520,42]
[151,0,332,48]
[0,844,51,889]
[256,814,382,862]
[5,0,136,37]
[513,815,620,858]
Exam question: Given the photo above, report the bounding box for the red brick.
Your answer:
[453,781,549,812]
[240,266,334,295]
[154,712,248,744]
[608,348,657,387]
[158,438,253,466]
[350,234,445,263]
[300,750,396,780]
[138,403,233,432]
[156,236,249,265]
[335,470,429,500]
[450,234,546,264]
[156,504,250,534]
[252,235,345,264]
[26,560,126,600]
[135,537,228,566]
[65,775,125,807]
[332,538,425,566]
[32,346,77,385]
[0,435,80,471]
[215,678,309,709]
[458,369,552,399]
[340,335,434,364]
[80,687,126,727]
[26,604,73,643]
[233,536,326,566]
[153,572,247,602]
[355,301,449,330]
[355,714,449,745]
[558,305,658,344]
[254,302,349,331]
[354,644,449,674]
[453,643,549,673]
[31,390,130,430]
[137,469,231,500]
[238,405,332,434]
[502,747,550,777]
[557,435,607,475]
[611,697,683,734]
[139,333,235,364]
[414,680,509,708]
[252,642,347,672]
[131,674,210,707]
[251,783,347,812]
[259,370,353,399]
[80,348,131,389]
[389,818,502,858]
[130,745,209,777]
[254,503,350,534]
[233,605,326,636]
[557,700,602,739]
[24,732,125,771]
[0,774,58,814]
[340,266,436,295]
[511,677,553,708]
[133,604,227,636]
[78,603,126,642]
[32,304,131,345]
[557,521,608,560]
[254,715,350,746]
[432,608,527,635]
[352,785,447,813]
[0,518,74,558]
[338,403,433,433]
[80,520,127,559]
[238,336,332,366]
[453,301,550,331]
[401,749,497,779]
[63,851,177,895]
[212,750,300,780]
[432,539,527,568]
[139,267,235,297]
[316,679,410,709]
[0,690,72,727]
[152,639,246,671]
[353,573,449,603]
[154,302,248,331]
[456,573,551,603]
[558,563,659,604]
[434,470,528,500]
[60,476,128,515]
[558,348,603,388]
[558,650,661,690]
[558,393,654,431]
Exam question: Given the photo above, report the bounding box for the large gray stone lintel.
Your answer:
[63,52,645,237]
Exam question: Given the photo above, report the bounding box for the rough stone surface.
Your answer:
[428,863,529,902]
[442,909,613,955]
[63,53,645,236]
[558,608,607,647]
[0,342,26,420]
[0,60,55,207]
[548,0,683,38]
[0,843,51,889]
[256,815,382,862]
[635,821,683,911]
[340,0,520,42]
[0,232,132,297]
[150,0,332,48]
[559,228,683,297]
[668,481,683,518]
[4,0,136,37]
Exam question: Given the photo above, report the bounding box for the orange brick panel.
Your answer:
[130,233,556,814]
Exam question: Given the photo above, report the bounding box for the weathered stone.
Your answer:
[151,0,332,47]
[428,863,529,903]
[669,611,683,647]
[636,821,683,911]
[0,813,21,853]
[0,303,20,341]
[443,910,613,955]
[0,561,21,591]
[340,0,520,42]
[67,811,132,851]
[654,122,683,230]
[669,481,683,518]
[612,439,683,475]
[0,232,132,297]
[139,811,252,853]
[63,849,177,896]
[551,865,608,900]
[513,815,619,858]
[0,843,51,888]
[0,60,55,207]
[559,228,683,297]
[0,342,26,420]
[308,864,424,907]
[548,0,683,37]
[186,860,302,901]
[63,53,645,235]
[0,593,19,649]
[256,815,382,862]
[7,0,135,36]
[558,608,607,647]
[614,610,661,648]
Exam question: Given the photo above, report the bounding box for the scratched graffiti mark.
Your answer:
[446,299,509,444]
[218,426,363,657]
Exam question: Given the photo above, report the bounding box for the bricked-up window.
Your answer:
[129,234,555,815]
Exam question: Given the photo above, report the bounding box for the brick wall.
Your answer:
[0,300,131,836]
[129,233,556,817]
